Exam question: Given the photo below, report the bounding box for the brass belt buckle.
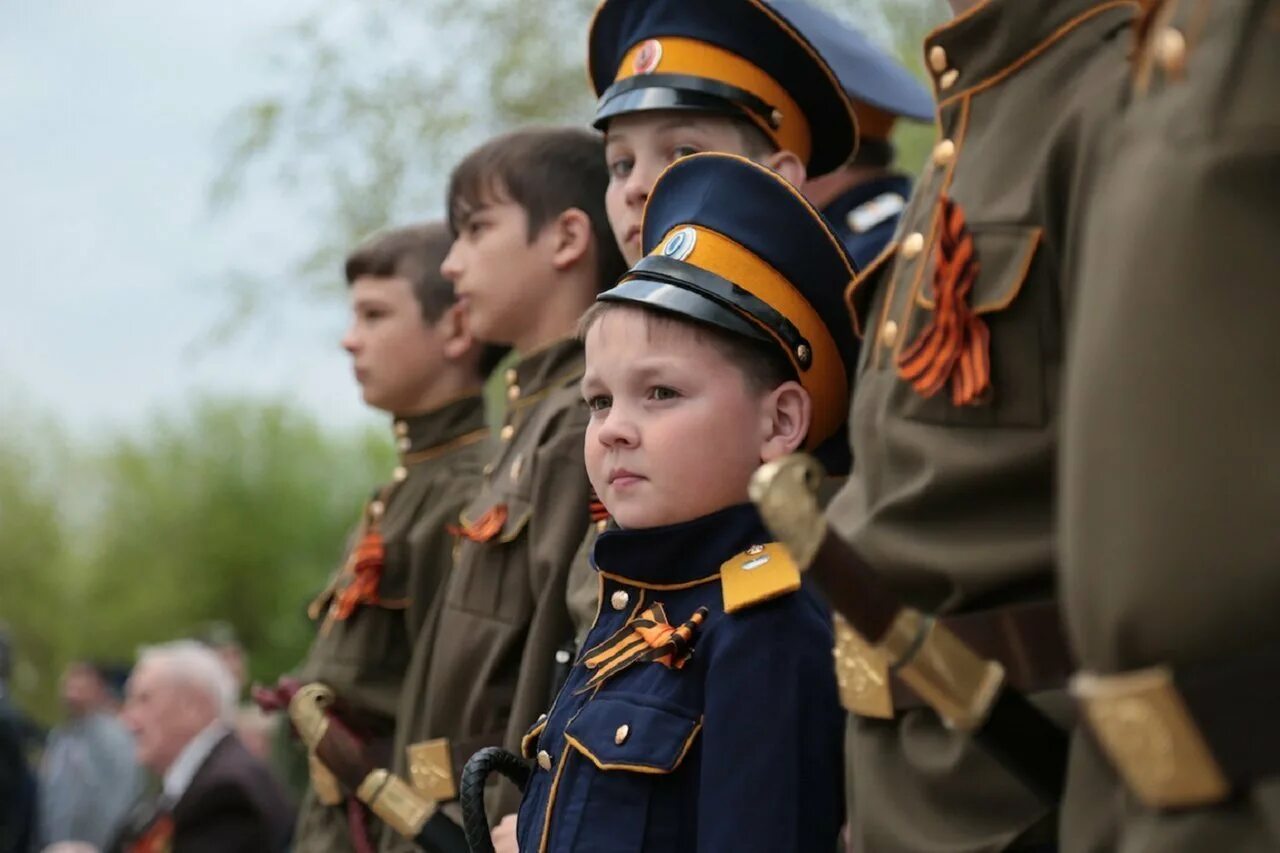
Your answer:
[833,615,894,719]
[1073,666,1229,809]
[408,738,457,802]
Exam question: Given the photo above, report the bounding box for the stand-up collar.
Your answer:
[391,393,486,457]
[922,0,1134,102]
[501,338,585,410]
[593,503,771,588]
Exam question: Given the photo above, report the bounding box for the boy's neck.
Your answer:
[391,372,481,420]
[511,266,599,354]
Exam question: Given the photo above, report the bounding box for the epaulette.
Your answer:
[846,191,906,234]
[720,542,802,613]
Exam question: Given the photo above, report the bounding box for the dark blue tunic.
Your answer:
[515,503,844,853]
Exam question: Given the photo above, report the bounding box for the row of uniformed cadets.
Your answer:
[274,0,1280,851]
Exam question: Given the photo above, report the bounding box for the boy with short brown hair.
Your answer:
[377,126,626,851]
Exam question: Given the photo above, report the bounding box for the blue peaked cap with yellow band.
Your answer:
[588,0,858,177]
[598,152,858,459]
[766,0,933,124]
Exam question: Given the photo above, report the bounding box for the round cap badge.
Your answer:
[662,227,697,261]
[633,39,663,75]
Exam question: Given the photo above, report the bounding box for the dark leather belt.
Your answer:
[892,600,1074,711]
[1075,642,1280,809]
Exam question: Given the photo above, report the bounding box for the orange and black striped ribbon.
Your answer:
[330,491,390,621]
[579,604,708,692]
[448,503,509,543]
[588,488,610,524]
[897,195,991,406]
[127,812,174,853]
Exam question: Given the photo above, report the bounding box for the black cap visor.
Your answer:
[593,74,770,132]
[598,255,812,366]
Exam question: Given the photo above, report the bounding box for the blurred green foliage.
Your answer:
[0,399,392,724]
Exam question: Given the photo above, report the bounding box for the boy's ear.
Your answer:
[437,301,476,360]
[759,380,811,463]
[761,150,807,188]
[549,208,593,271]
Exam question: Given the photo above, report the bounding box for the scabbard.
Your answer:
[751,455,1068,804]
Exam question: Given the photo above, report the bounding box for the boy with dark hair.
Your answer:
[587,0,856,266]
[285,221,494,853]
[375,126,626,852]
[511,152,853,852]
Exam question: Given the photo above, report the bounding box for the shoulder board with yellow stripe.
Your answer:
[720,542,801,613]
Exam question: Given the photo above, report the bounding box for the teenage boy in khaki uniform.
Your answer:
[1060,1,1280,850]
[824,0,1137,850]
[377,127,627,851]
[289,223,495,852]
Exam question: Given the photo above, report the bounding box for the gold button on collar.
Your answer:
[614,724,630,745]
[396,436,412,452]
[499,424,515,441]
[504,368,518,385]
[537,750,552,771]
[939,68,959,90]
[933,139,956,167]
[901,232,925,260]
[392,466,408,482]
[881,320,899,348]
[611,590,630,611]
[506,385,521,401]
[394,420,409,437]
[928,45,948,74]
[1154,27,1186,77]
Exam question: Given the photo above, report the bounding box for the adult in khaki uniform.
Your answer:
[289,224,492,852]
[1059,1,1280,850]
[380,128,627,850]
[823,0,1136,850]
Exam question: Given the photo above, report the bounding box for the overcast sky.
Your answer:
[1,1,383,440]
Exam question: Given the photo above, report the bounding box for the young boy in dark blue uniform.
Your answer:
[513,152,857,853]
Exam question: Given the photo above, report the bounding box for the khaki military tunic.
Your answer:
[291,394,488,853]
[1060,1,1280,850]
[383,338,591,848]
[565,520,608,650]
[824,0,1135,850]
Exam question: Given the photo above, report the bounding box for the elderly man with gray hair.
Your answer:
[111,640,294,853]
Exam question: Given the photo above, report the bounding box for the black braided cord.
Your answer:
[459,747,532,853]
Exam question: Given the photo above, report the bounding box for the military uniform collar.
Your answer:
[923,0,1129,102]
[594,503,771,588]
[501,337,585,409]
[823,172,913,229]
[392,393,487,458]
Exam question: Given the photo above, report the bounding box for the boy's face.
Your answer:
[603,113,755,265]
[441,197,555,346]
[341,275,457,415]
[581,307,770,529]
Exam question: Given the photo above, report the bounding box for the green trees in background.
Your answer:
[0,399,392,724]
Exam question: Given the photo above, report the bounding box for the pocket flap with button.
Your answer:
[916,224,1042,313]
[563,697,702,774]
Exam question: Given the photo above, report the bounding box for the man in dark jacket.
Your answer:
[116,640,294,853]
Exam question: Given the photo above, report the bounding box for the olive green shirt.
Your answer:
[825,1,1135,850]
[293,394,487,850]
[386,338,591,842]
[1060,1,1280,850]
